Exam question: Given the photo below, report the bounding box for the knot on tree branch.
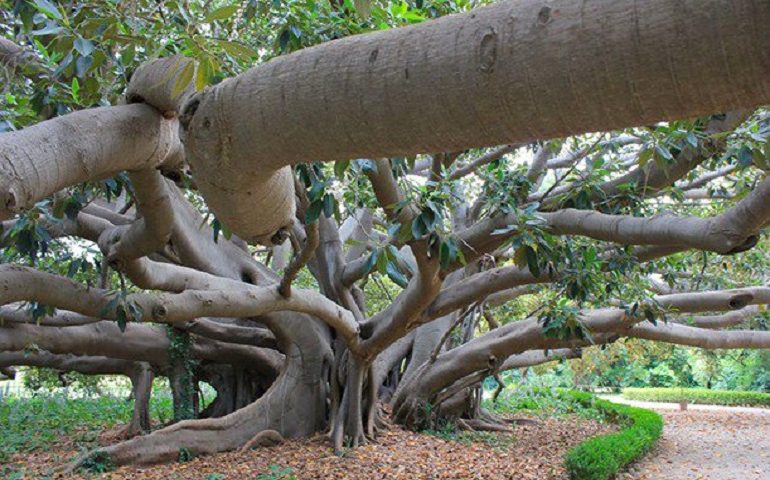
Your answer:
[728,293,753,310]
[724,234,760,255]
[152,304,168,320]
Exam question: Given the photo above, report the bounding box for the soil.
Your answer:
[10,414,615,479]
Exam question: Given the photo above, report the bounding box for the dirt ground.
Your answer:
[10,414,614,479]
[607,398,770,480]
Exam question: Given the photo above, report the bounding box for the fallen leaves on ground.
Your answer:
[10,414,614,479]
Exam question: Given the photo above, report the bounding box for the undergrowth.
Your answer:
[0,394,173,467]
[422,418,515,449]
[490,386,607,423]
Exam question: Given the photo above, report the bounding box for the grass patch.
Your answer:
[564,391,662,480]
[622,387,770,407]
[491,386,606,423]
[0,394,173,462]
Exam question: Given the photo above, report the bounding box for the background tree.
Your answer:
[0,0,769,469]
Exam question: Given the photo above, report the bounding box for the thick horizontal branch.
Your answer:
[396,285,770,405]
[0,104,182,220]
[0,264,361,352]
[629,322,770,349]
[672,306,761,329]
[0,350,140,376]
[0,321,282,375]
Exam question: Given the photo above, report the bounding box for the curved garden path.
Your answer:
[603,396,770,480]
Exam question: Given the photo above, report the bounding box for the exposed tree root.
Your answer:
[239,429,284,452]
[458,418,512,433]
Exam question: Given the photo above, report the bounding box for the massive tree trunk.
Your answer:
[77,313,331,466]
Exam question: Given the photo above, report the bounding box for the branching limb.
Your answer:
[100,169,174,265]
[0,264,362,352]
[279,221,319,297]
[447,145,518,180]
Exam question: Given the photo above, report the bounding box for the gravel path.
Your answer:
[604,396,770,480]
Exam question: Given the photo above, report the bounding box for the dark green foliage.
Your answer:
[256,464,297,480]
[166,327,197,421]
[564,391,662,480]
[78,450,112,473]
[623,387,770,407]
[21,366,102,395]
[178,447,195,463]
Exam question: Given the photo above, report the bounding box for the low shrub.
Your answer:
[622,387,770,407]
[564,391,662,480]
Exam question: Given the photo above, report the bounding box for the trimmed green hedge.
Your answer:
[623,387,770,407]
[564,391,663,480]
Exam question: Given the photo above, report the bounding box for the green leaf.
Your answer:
[686,132,698,148]
[654,144,673,162]
[411,215,427,240]
[66,259,81,278]
[171,61,195,100]
[70,77,79,100]
[322,194,334,218]
[204,4,239,22]
[737,146,754,167]
[216,40,257,62]
[212,218,222,243]
[33,0,62,20]
[31,23,64,36]
[116,307,127,333]
[386,262,408,288]
[644,308,657,325]
[305,200,323,224]
[74,37,95,56]
[376,248,389,274]
[439,241,451,269]
[334,159,350,179]
[195,57,213,91]
[637,148,653,168]
[363,250,379,275]
[525,246,540,277]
